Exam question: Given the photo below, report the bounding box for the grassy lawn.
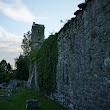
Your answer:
[0,88,66,110]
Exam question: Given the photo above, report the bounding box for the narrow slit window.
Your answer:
[38,29,39,33]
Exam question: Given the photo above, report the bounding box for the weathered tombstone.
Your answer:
[0,84,3,89]
[7,82,16,91]
[26,99,41,109]
[0,95,10,101]
[8,93,10,97]
[2,82,7,89]
[8,90,12,95]
[12,84,16,91]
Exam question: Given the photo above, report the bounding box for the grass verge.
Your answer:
[0,88,66,110]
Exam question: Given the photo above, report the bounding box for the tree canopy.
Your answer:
[0,59,14,83]
[21,31,31,56]
[15,31,31,81]
[15,55,29,81]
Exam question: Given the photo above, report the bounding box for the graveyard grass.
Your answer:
[0,88,66,110]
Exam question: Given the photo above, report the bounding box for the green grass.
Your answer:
[0,88,66,110]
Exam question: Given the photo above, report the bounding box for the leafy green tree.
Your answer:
[15,31,31,81]
[0,60,13,83]
[0,59,7,72]
[15,55,29,81]
[0,64,5,83]
[21,31,31,56]
[7,63,12,74]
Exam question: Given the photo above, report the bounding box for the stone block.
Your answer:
[0,95,10,101]
[26,99,41,109]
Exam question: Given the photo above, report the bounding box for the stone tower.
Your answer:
[31,22,45,49]
[27,22,45,89]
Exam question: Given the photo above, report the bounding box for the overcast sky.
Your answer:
[0,0,84,67]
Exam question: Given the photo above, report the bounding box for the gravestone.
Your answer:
[0,95,9,101]
[26,99,41,109]
[0,84,3,89]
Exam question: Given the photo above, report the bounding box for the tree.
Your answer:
[21,31,31,56]
[7,63,12,74]
[0,60,13,83]
[15,31,31,81]
[0,62,6,83]
[15,55,29,81]
[0,59,7,72]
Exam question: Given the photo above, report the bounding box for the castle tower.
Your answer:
[31,22,45,50]
[27,22,45,89]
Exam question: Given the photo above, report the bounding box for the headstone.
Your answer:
[2,82,7,89]
[26,99,41,109]
[0,95,9,101]
[7,81,16,91]
[0,84,3,89]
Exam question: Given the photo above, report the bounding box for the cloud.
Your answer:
[0,26,23,66]
[35,16,49,20]
[0,0,35,22]
[0,0,49,23]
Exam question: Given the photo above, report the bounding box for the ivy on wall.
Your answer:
[29,49,38,61]
[36,33,58,94]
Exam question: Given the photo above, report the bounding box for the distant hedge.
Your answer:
[36,34,58,94]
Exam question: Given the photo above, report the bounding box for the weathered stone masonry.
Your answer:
[27,22,45,89]
[55,0,110,110]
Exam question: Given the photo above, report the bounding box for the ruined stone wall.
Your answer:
[27,22,45,89]
[55,0,110,109]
